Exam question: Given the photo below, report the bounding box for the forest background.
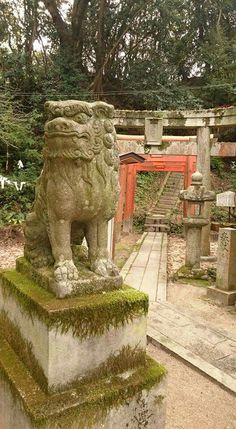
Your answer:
[0,0,236,224]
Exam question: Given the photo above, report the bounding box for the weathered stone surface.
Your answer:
[24,100,121,298]
[207,286,236,306]
[0,270,148,391]
[0,334,166,429]
[207,228,236,305]
[179,172,215,269]
[148,301,236,393]
[145,117,163,146]
[117,135,236,157]
[216,228,236,292]
[114,106,236,129]
[16,256,122,297]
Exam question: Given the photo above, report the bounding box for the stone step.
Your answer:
[162,190,180,194]
[146,213,168,218]
[159,198,176,203]
[158,201,174,205]
[146,218,169,225]
[164,188,181,192]
[144,224,170,232]
[161,191,179,195]
[165,185,182,190]
[164,187,182,191]
[153,210,170,214]
[151,212,168,216]
[157,205,173,210]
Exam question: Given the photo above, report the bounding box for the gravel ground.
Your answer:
[148,342,236,429]
[0,227,24,269]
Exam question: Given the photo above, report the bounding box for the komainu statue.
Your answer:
[24,100,121,297]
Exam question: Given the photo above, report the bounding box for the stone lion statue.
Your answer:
[24,100,120,297]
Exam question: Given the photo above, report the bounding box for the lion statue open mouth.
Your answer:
[24,100,121,297]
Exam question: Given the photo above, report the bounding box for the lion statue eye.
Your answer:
[74,113,89,124]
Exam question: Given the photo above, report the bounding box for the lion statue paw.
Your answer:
[91,258,120,278]
[54,260,79,298]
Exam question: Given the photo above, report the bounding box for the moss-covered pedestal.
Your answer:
[0,260,166,429]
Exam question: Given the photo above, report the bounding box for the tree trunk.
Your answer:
[93,0,107,95]
[24,0,38,91]
[91,1,149,94]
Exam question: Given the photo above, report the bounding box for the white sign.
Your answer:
[216,191,235,207]
[0,175,26,191]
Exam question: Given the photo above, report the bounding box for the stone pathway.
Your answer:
[148,301,236,394]
[122,231,236,394]
[121,232,167,302]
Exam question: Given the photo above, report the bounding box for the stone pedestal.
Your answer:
[184,218,208,268]
[207,228,236,305]
[0,262,166,428]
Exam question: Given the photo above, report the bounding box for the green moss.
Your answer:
[16,257,122,296]
[154,394,165,404]
[0,310,146,394]
[179,278,210,287]
[0,335,46,409]
[173,265,212,286]
[0,310,48,392]
[152,112,164,119]
[133,234,146,252]
[157,141,172,152]
[176,265,205,277]
[56,345,146,392]
[178,265,193,275]
[167,111,187,128]
[0,334,166,429]
[0,270,148,339]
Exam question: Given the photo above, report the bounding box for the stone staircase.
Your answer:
[144,172,184,232]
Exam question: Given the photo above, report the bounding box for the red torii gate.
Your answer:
[115,154,197,235]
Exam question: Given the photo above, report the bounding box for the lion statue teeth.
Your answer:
[24,100,120,298]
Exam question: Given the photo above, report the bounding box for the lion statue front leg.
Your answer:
[48,215,79,297]
[86,218,119,277]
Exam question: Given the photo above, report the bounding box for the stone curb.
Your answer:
[147,329,236,395]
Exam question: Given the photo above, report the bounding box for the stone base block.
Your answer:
[0,334,166,429]
[207,286,236,306]
[0,270,148,391]
[17,257,123,298]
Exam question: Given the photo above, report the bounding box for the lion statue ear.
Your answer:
[91,102,114,119]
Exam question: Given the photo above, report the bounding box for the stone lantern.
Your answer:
[179,172,215,269]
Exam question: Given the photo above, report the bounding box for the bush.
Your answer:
[0,175,35,225]
[0,93,42,225]
[211,157,224,178]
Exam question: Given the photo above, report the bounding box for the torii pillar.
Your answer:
[196,126,211,256]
